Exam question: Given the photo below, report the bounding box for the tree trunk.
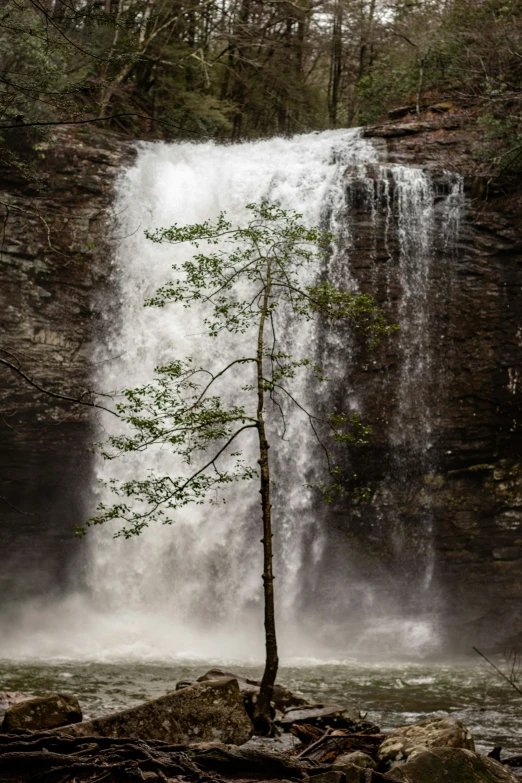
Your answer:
[328,0,342,127]
[416,48,429,117]
[252,259,279,736]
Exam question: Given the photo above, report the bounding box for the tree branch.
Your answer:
[0,354,118,416]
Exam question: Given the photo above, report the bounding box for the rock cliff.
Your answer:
[309,112,522,650]
[1,115,521,649]
[0,127,135,599]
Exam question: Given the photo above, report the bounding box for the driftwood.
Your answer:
[0,731,219,782]
[290,724,323,746]
[291,725,384,764]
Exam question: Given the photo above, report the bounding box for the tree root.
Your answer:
[0,731,329,783]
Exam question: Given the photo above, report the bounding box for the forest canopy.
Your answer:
[1,0,522,163]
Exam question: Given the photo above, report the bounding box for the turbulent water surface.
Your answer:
[0,659,520,758]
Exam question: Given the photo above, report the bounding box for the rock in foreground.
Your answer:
[386,747,521,783]
[333,751,377,771]
[182,669,309,718]
[2,693,82,732]
[377,716,474,769]
[0,692,31,720]
[55,678,253,745]
[0,730,515,783]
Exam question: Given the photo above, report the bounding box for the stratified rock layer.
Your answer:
[0,127,135,598]
[306,114,522,651]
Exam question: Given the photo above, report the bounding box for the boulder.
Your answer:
[54,678,253,745]
[333,752,377,771]
[2,693,82,732]
[280,704,378,733]
[177,674,260,720]
[194,669,309,716]
[0,692,31,719]
[386,747,521,783]
[377,716,474,769]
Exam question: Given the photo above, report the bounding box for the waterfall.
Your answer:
[0,130,464,661]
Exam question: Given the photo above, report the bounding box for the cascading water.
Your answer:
[0,129,464,660]
[84,129,380,661]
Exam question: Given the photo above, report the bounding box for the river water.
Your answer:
[1,658,520,759]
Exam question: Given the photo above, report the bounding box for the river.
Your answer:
[1,658,520,760]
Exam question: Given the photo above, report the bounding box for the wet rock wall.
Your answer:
[0,128,135,600]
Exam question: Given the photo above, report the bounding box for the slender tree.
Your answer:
[80,201,395,734]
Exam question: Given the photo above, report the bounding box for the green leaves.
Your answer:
[327,412,372,446]
[143,201,395,343]
[84,201,395,537]
[306,282,399,347]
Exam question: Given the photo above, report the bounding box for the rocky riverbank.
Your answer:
[1,670,521,782]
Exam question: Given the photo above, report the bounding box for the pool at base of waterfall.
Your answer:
[0,659,520,760]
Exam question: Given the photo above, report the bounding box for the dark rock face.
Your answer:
[297,116,522,651]
[0,128,135,601]
[2,692,82,731]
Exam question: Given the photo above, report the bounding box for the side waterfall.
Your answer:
[4,130,464,660]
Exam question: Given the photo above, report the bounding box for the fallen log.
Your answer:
[0,733,208,783]
[0,730,334,783]
[290,724,324,745]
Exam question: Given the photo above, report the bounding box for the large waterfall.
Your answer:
[1,129,464,661]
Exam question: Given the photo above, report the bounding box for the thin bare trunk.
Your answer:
[416,59,424,116]
[416,48,429,117]
[252,259,279,736]
[328,0,342,127]
[98,0,126,117]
